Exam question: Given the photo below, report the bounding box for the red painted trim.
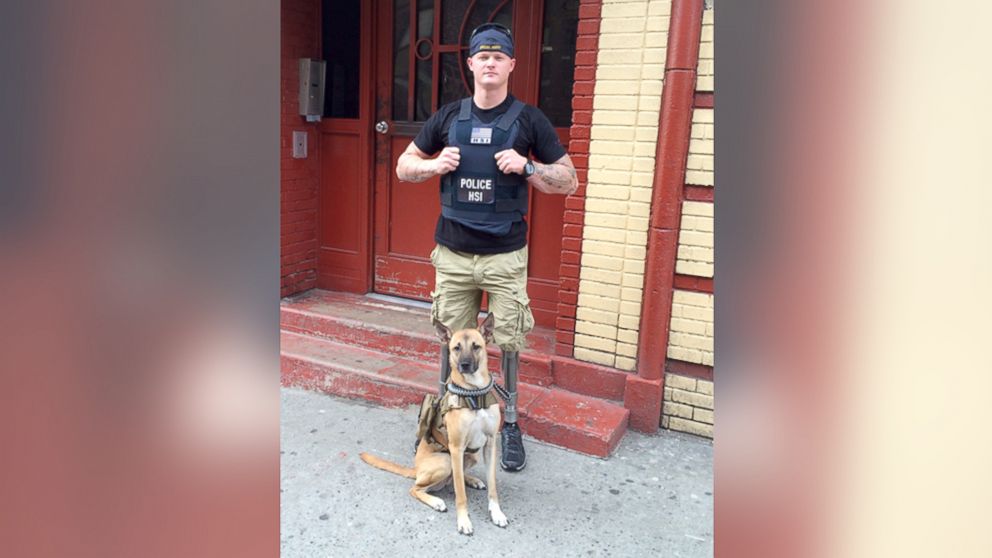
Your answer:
[673,274,713,293]
[637,0,704,388]
[665,359,713,382]
[694,92,713,108]
[684,184,714,202]
[555,0,602,354]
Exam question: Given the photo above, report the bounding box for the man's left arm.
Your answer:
[493,151,578,196]
[529,154,578,195]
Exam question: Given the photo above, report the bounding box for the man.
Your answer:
[395,22,577,472]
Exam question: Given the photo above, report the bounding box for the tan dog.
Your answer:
[360,314,508,535]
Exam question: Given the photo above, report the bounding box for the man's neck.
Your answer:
[473,88,509,110]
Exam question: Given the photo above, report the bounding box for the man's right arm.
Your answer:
[395,142,461,183]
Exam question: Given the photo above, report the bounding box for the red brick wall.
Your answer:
[280,0,321,297]
[555,0,602,357]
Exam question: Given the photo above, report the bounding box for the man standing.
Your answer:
[396,22,577,472]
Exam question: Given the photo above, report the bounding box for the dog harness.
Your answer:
[416,378,501,454]
[439,98,529,234]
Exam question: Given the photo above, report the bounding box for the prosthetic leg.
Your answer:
[438,344,451,396]
[499,350,526,472]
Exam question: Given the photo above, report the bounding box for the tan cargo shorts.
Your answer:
[429,244,535,352]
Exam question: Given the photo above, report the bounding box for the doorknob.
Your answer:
[375,121,389,134]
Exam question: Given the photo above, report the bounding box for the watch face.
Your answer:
[525,162,535,176]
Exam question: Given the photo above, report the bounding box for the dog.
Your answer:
[360,313,508,535]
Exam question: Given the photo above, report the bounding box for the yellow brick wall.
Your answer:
[667,290,713,366]
[675,201,713,277]
[686,108,714,186]
[574,0,672,371]
[695,7,713,91]
[662,373,713,438]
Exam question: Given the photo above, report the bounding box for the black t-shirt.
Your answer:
[413,95,567,255]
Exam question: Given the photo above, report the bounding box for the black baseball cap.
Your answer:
[468,23,514,57]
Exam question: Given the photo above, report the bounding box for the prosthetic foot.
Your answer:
[499,351,526,472]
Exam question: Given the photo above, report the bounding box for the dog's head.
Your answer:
[434,314,495,382]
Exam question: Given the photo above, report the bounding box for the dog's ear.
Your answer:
[433,318,452,343]
[479,313,496,344]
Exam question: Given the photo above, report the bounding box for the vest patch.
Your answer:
[470,127,492,144]
[457,177,494,204]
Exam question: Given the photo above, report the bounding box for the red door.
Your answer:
[315,1,374,293]
[371,0,573,327]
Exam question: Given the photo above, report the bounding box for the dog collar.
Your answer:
[446,376,494,398]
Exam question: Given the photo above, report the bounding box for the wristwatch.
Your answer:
[522,159,536,178]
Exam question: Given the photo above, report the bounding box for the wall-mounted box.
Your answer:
[298,58,326,122]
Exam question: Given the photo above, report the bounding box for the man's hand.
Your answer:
[495,149,528,175]
[433,147,461,175]
[396,142,458,182]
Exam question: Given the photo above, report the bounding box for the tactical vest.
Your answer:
[440,98,529,231]
[415,390,499,454]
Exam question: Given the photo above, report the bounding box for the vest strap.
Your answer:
[496,100,526,131]
[457,97,472,121]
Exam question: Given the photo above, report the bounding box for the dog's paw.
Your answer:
[431,500,447,513]
[489,501,508,527]
[457,517,474,535]
[466,478,486,490]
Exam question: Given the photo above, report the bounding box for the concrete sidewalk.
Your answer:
[281,388,713,557]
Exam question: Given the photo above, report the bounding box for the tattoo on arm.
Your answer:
[396,147,435,183]
[533,162,578,195]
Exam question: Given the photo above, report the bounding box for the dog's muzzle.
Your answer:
[458,359,477,375]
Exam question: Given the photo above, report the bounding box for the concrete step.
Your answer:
[281,289,554,387]
[281,330,629,457]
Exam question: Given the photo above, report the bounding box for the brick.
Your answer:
[587,184,632,200]
[693,109,714,124]
[574,347,615,368]
[591,125,637,141]
[645,15,670,32]
[642,48,667,64]
[616,342,637,358]
[590,139,635,156]
[594,80,643,95]
[668,346,703,364]
[663,387,672,401]
[575,320,619,339]
[623,258,645,275]
[663,401,694,419]
[676,261,714,277]
[672,389,714,410]
[601,2,649,19]
[584,225,626,243]
[685,171,714,186]
[694,408,714,425]
[619,300,641,316]
[592,110,638,126]
[673,290,712,306]
[702,352,714,366]
[615,356,636,371]
[597,48,643,66]
[665,374,697,391]
[668,417,713,438]
[617,328,639,344]
[576,307,618,326]
[697,380,713,396]
[583,240,624,257]
[580,267,623,285]
[596,65,644,81]
[600,17,647,33]
[648,1,672,16]
[577,293,621,313]
[618,314,640,330]
[579,279,622,299]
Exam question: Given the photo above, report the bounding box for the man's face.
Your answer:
[467,51,515,90]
